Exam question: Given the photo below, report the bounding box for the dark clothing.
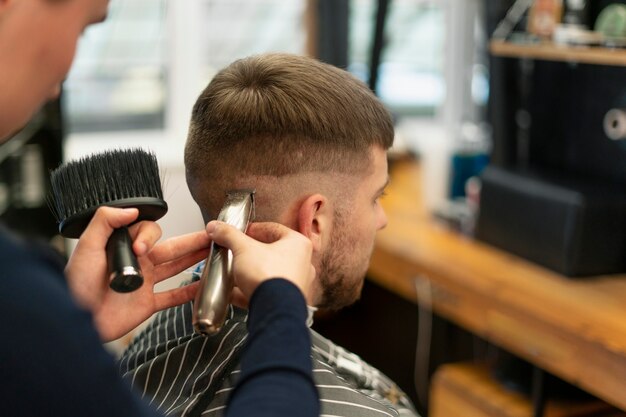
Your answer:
[0,227,318,417]
[0,227,159,417]
[226,279,318,417]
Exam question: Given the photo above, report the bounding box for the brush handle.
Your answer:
[106,227,144,293]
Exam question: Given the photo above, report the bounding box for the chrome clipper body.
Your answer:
[192,190,255,336]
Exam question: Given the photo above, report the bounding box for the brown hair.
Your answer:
[184,53,394,220]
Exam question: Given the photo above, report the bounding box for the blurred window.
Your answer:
[64,0,486,134]
[63,0,307,134]
[63,0,168,133]
[198,0,307,78]
[348,0,446,117]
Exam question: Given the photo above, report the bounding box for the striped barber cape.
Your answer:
[119,299,419,417]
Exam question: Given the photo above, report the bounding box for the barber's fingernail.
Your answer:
[135,241,147,254]
[206,222,217,234]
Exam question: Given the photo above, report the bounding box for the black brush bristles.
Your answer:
[49,148,168,293]
[50,148,168,238]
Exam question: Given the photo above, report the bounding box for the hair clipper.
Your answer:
[192,190,255,336]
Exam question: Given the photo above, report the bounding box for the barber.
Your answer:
[0,0,318,416]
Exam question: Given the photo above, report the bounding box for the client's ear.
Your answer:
[297,194,332,253]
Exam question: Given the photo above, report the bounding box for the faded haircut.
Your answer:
[184,53,394,219]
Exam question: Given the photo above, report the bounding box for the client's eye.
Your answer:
[374,191,387,204]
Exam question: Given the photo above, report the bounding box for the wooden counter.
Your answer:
[367,159,626,411]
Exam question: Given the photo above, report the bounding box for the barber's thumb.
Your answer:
[245,222,288,244]
[84,207,139,239]
[206,221,248,252]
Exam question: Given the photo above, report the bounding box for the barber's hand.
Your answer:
[206,220,316,307]
[65,207,211,341]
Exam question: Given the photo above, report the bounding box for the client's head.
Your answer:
[185,53,394,309]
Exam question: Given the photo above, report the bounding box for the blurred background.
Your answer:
[9,2,626,417]
[56,0,489,242]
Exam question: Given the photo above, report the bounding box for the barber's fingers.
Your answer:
[153,281,200,312]
[77,207,139,250]
[147,231,210,265]
[140,231,210,284]
[206,221,296,252]
[245,222,293,244]
[128,220,163,256]
[229,287,249,310]
[149,248,209,284]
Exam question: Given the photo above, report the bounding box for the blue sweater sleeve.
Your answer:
[226,279,320,417]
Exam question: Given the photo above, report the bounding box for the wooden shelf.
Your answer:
[430,362,624,417]
[367,159,626,412]
[490,40,626,67]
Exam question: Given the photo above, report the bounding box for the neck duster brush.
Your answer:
[49,148,168,293]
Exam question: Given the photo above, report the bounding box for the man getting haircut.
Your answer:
[120,53,420,417]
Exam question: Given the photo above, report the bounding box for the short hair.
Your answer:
[184,53,394,220]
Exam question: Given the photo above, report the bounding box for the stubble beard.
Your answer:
[316,217,370,311]
[317,254,365,311]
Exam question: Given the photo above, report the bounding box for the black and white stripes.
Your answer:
[120,295,419,417]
